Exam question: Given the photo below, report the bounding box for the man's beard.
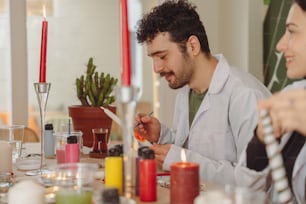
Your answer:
[160,69,191,89]
[161,52,193,89]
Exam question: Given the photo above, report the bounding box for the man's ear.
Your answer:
[187,35,201,56]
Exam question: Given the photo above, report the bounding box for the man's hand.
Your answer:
[134,113,161,143]
[150,144,171,168]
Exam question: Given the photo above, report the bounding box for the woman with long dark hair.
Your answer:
[237,1,306,203]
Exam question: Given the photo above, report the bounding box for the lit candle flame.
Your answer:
[42,5,46,19]
[181,149,186,162]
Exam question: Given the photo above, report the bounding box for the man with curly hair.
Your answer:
[135,0,271,185]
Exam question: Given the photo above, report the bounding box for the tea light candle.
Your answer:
[8,180,45,204]
[0,141,12,173]
[170,149,199,204]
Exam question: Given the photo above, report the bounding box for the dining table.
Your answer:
[0,142,223,204]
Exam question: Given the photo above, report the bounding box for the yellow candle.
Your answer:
[0,141,12,172]
[105,156,123,195]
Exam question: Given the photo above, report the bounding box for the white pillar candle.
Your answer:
[0,141,12,172]
[8,180,45,204]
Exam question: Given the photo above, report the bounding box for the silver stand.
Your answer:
[115,85,139,198]
[34,82,51,170]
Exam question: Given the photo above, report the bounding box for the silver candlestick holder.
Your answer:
[34,82,51,170]
[115,85,139,198]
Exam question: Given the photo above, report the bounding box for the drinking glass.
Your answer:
[0,125,25,163]
[0,172,14,193]
[0,141,13,193]
[92,128,109,153]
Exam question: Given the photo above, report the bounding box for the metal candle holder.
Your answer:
[115,85,139,198]
[34,82,51,170]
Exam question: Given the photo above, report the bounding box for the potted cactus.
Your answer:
[68,57,118,148]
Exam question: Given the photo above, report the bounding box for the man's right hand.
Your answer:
[134,113,161,143]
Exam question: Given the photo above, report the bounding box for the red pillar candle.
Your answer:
[170,150,199,204]
[39,6,48,83]
[120,0,131,86]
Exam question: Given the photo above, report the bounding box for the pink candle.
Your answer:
[120,0,131,86]
[39,6,48,83]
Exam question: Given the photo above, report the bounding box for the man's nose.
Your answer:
[153,60,163,73]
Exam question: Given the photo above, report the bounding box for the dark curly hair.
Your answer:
[293,0,306,11]
[136,0,210,55]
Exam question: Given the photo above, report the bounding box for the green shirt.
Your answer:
[189,89,207,128]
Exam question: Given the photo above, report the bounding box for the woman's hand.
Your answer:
[257,89,306,139]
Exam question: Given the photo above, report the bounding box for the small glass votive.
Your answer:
[51,163,98,204]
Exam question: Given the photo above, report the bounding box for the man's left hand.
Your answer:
[150,144,171,168]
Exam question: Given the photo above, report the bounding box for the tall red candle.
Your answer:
[120,0,131,86]
[39,6,48,83]
[170,150,199,204]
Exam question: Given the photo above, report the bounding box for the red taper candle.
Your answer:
[39,7,48,83]
[120,0,131,86]
[170,150,199,204]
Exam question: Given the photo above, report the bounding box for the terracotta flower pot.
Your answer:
[68,105,116,147]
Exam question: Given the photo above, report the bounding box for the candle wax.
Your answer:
[120,0,131,86]
[39,19,48,83]
[170,161,199,204]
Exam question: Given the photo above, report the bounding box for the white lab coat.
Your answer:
[158,54,271,185]
[235,80,306,204]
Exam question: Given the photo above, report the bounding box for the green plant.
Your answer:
[76,57,118,107]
